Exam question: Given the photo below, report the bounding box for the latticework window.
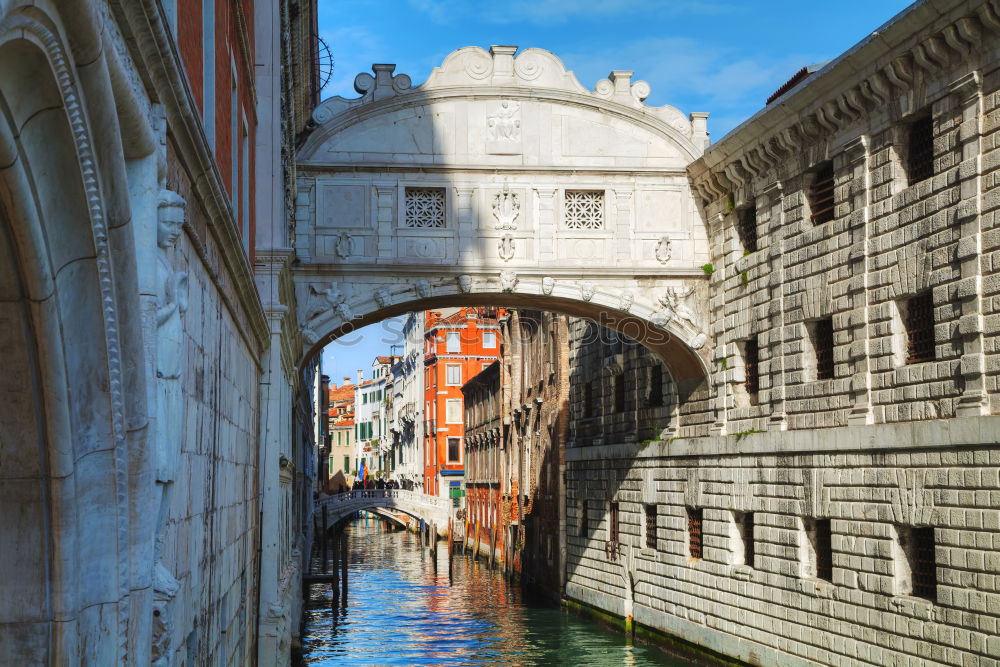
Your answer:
[813,318,835,380]
[737,204,758,252]
[905,292,935,364]
[404,187,446,228]
[809,162,835,225]
[645,505,658,550]
[910,527,937,602]
[743,337,760,397]
[907,114,934,186]
[688,507,703,559]
[564,190,604,229]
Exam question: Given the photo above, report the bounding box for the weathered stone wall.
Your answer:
[566,430,1000,666]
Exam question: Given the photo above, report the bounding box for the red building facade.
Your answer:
[422,308,503,497]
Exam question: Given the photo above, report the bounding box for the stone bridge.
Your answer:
[292,45,714,389]
[317,490,453,536]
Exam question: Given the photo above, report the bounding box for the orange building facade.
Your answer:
[422,307,503,497]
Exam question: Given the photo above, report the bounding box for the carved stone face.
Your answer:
[581,282,596,301]
[157,203,184,249]
[541,277,555,295]
[457,275,473,293]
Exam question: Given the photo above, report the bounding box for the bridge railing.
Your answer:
[316,489,452,525]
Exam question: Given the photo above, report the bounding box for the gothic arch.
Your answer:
[0,4,148,663]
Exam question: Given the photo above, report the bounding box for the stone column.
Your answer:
[374,184,396,261]
[614,188,633,261]
[843,136,874,426]
[455,186,475,263]
[763,182,788,431]
[951,73,988,416]
[537,188,556,262]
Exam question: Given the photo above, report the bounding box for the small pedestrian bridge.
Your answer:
[317,490,453,535]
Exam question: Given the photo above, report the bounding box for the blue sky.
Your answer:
[317,0,913,384]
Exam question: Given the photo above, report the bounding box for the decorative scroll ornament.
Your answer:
[619,292,634,312]
[373,287,390,309]
[541,276,555,295]
[492,184,520,230]
[500,270,518,292]
[415,279,431,299]
[580,281,596,302]
[655,237,672,264]
[335,232,352,259]
[498,234,515,262]
[487,100,521,141]
[457,274,473,293]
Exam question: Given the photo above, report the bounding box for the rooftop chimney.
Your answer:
[357,369,363,385]
[344,376,351,385]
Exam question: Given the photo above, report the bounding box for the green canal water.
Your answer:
[298,516,699,666]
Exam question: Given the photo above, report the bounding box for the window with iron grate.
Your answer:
[907,114,934,186]
[808,161,835,225]
[904,292,935,364]
[647,364,664,407]
[609,502,620,543]
[898,525,937,602]
[583,381,594,418]
[814,518,833,582]
[688,507,703,560]
[613,374,625,413]
[564,190,605,229]
[735,511,755,568]
[404,187,446,228]
[737,204,758,252]
[645,505,658,550]
[743,337,760,397]
[812,317,835,380]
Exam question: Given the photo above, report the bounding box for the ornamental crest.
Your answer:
[655,237,672,264]
[498,234,515,262]
[492,185,519,231]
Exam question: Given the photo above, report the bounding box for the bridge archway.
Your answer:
[294,45,714,392]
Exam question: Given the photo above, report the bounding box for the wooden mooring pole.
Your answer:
[321,505,328,573]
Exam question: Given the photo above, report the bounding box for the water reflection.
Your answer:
[299,515,693,666]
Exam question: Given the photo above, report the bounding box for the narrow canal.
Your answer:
[298,516,699,666]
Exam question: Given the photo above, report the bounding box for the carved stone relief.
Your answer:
[652,286,698,329]
[498,234,515,262]
[336,301,353,322]
[415,279,431,299]
[500,270,518,292]
[335,232,352,259]
[488,100,521,141]
[619,292,634,312]
[299,282,344,326]
[580,281,596,302]
[457,274,473,293]
[374,287,390,309]
[492,185,520,230]
[655,236,672,264]
[541,276,555,295]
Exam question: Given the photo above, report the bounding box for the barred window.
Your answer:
[736,511,755,568]
[743,337,760,397]
[904,293,935,364]
[908,527,937,602]
[737,204,758,252]
[613,374,625,413]
[647,364,664,407]
[564,190,604,229]
[809,161,835,225]
[404,187,446,228]
[907,114,934,186]
[688,507,703,560]
[813,518,833,582]
[811,318,835,380]
[609,502,620,543]
[645,505,658,550]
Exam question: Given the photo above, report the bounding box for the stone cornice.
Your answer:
[688,0,1000,203]
[303,86,705,162]
[112,0,269,356]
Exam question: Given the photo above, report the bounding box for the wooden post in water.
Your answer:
[447,518,453,582]
[321,505,328,573]
[340,526,349,597]
[330,524,340,598]
[473,520,481,561]
[490,523,497,569]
